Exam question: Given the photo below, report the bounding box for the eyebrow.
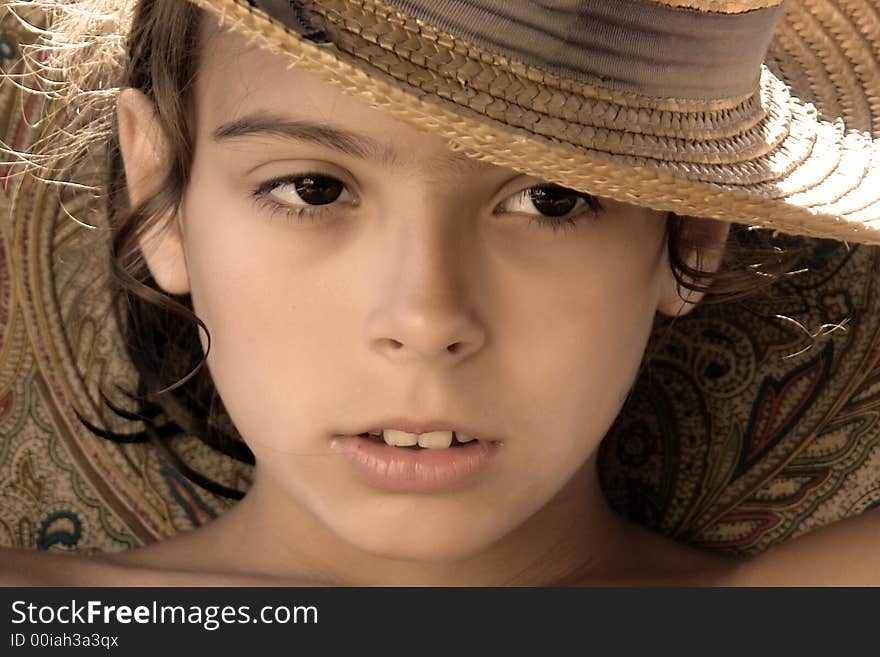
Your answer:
[211,111,493,177]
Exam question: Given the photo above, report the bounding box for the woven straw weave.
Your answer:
[185,0,880,244]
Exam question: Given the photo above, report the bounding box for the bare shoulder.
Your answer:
[560,521,750,586]
[0,546,323,587]
[725,508,880,586]
[0,547,147,586]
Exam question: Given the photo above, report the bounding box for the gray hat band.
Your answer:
[249,0,785,100]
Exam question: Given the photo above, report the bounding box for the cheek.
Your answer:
[505,223,664,452]
[179,188,338,449]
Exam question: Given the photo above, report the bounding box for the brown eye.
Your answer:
[291,175,345,205]
[500,184,602,219]
[529,185,602,217]
[528,186,580,217]
[251,173,356,226]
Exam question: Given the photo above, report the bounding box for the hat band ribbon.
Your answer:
[249,0,784,100]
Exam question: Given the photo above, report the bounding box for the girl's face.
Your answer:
[124,19,707,565]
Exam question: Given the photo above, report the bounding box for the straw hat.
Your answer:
[185,0,880,244]
[0,0,879,556]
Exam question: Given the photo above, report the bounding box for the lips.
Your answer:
[330,433,500,493]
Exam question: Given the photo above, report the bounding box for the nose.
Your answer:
[366,218,486,365]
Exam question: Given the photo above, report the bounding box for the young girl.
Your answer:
[0,0,878,586]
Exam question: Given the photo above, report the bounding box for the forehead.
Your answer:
[194,17,497,177]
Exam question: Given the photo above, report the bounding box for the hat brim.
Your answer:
[190,0,880,244]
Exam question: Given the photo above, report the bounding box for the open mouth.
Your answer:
[356,433,473,449]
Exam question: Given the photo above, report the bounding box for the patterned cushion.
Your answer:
[1,5,879,557]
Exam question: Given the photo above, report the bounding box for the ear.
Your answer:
[656,216,731,318]
[116,87,190,295]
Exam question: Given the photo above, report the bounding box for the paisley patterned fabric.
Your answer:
[1,6,879,558]
[600,241,880,553]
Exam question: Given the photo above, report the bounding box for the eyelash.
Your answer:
[249,174,338,226]
[248,174,604,233]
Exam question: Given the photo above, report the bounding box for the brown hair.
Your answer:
[3,0,807,500]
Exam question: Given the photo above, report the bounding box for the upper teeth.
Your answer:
[367,429,477,449]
